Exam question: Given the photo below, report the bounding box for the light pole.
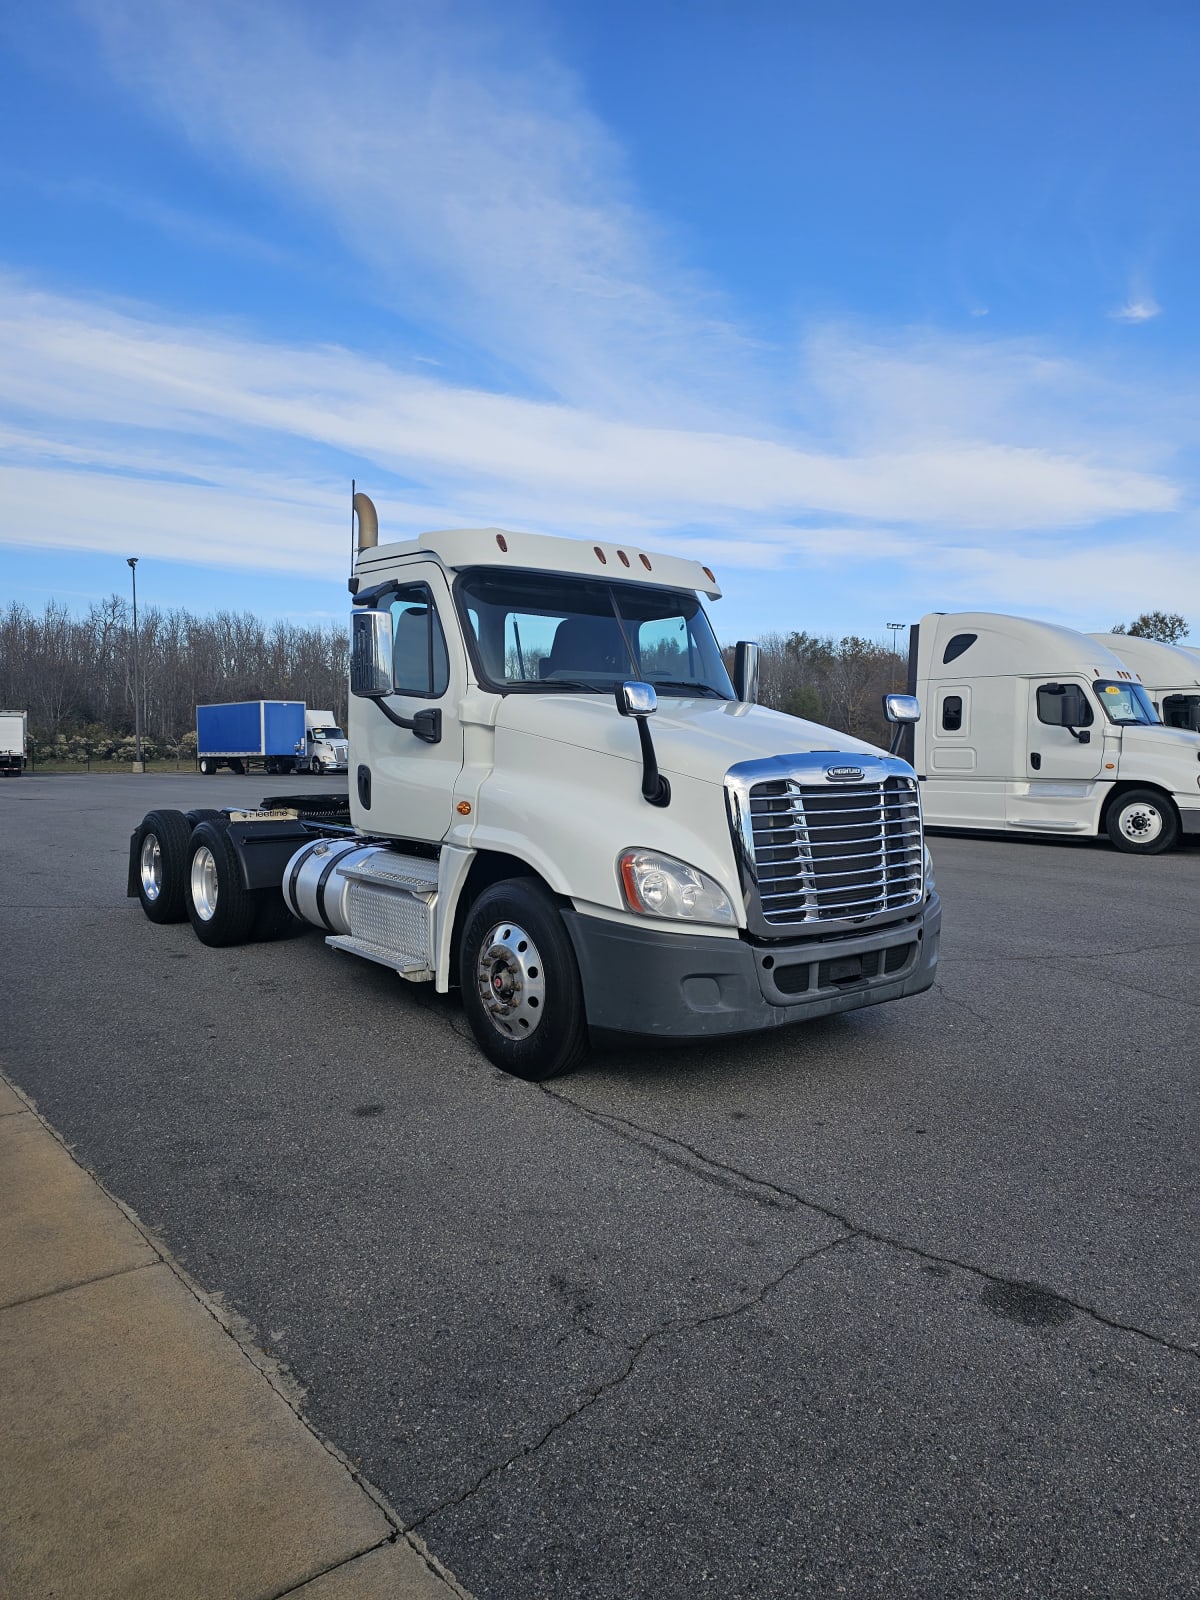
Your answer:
[127,558,144,772]
[887,622,905,690]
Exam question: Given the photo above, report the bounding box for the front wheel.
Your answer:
[199,757,218,776]
[1106,789,1179,855]
[458,879,589,1081]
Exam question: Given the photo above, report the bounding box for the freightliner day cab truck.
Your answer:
[1087,634,1200,733]
[129,497,940,1080]
[908,611,1200,854]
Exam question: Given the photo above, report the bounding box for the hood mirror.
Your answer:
[883,693,921,724]
[617,681,658,718]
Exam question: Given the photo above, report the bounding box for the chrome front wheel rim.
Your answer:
[190,846,219,921]
[139,833,162,901]
[1118,802,1161,844]
[476,921,546,1039]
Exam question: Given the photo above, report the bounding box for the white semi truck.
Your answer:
[908,611,1200,854]
[0,709,28,776]
[301,711,349,774]
[1088,634,1200,733]
[128,497,940,1080]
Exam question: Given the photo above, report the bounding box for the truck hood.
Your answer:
[1117,723,1200,764]
[494,694,888,784]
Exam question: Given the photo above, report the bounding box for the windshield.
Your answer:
[310,727,345,740]
[1093,681,1160,726]
[457,569,734,699]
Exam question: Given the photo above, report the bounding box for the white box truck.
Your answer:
[909,611,1200,854]
[0,709,28,776]
[127,496,940,1080]
[1088,634,1200,733]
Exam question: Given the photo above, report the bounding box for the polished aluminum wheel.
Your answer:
[190,845,220,922]
[139,833,162,902]
[1115,799,1162,845]
[476,921,546,1038]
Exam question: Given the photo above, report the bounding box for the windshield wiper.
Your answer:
[534,679,607,693]
[646,679,729,699]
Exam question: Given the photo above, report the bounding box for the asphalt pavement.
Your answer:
[1,772,1196,1598]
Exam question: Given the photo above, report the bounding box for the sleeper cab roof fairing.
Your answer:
[1087,634,1200,692]
[919,611,1139,682]
[354,527,723,600]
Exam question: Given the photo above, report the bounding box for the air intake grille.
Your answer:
[749,778,923,926]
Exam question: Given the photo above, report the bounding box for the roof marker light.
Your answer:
[703,566,716,583]
[617,550,630,567]
[639,554,652,571]
[594,546,607,564]
[496,534,508,552]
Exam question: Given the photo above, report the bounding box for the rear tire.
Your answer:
[134,809,192,923]
[458,878,589,1081]
[186,821,259,946]
[1106,789,1179,855]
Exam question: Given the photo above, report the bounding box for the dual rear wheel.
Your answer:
[134,809,295,945]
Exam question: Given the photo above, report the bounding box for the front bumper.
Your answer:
[1179,806,1200,836]
[563,893,940,1039]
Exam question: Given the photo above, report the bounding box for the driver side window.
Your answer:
[1036,683,1094,728]
[388,585,450,698]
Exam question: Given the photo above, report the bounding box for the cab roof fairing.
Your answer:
[1088,633,1200,692]
[918,611,1142,682]
[354,527,723,600]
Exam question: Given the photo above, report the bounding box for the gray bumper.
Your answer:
[562,894,940,1040]
[1179,807,1200,836]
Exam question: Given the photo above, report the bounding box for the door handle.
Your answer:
[1030,752,1041,770]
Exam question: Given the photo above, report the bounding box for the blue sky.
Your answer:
[1,0,1197,644]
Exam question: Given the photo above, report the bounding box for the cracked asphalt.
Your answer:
[2,774,1197,1599]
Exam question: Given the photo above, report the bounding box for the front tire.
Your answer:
[1106,789,1179,855]
[458,879,588,1081]
[199,758,218,776]
[134,809,192,923]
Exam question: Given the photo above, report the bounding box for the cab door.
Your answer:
[1026,680,1104,781]
[349,565,467,842]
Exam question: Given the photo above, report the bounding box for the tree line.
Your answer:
[0,598,349,763]
[0,595,1189,764]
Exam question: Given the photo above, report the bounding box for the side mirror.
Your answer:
[350,610,394,698]
[733,641,759,704]
[1074,729,1091,744]
[616,681,658,718]
[883,693,921,724]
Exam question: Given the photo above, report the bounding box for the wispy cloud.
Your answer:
[81,0,753,422]
[1110,290,1162,324]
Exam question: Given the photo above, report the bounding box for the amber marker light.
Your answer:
[619,853,645,911]
[456,801,472,815]
[702,566,716,582]
[495,534,508,551]
[594,546,607,563]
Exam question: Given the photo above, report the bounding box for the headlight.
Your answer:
[618,849,735,925]
[923,843,936,894]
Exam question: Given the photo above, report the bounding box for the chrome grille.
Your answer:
[748,777,923,926]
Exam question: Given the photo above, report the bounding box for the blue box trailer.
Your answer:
[196,700,306,776]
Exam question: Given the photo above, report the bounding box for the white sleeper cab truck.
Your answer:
[910,611,1200,854]
[1087,634,1200,734]
[303,711,349,774]
[128,496,940,1080]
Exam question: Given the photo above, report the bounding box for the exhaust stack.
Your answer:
[353,491,379,553]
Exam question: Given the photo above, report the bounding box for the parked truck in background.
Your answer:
[130,495,939,1080]
[301,711,349,774]
[1088,634,1200,733]
[196,700,307,776]
[909,611,1200,854]
[0,709,28,775]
